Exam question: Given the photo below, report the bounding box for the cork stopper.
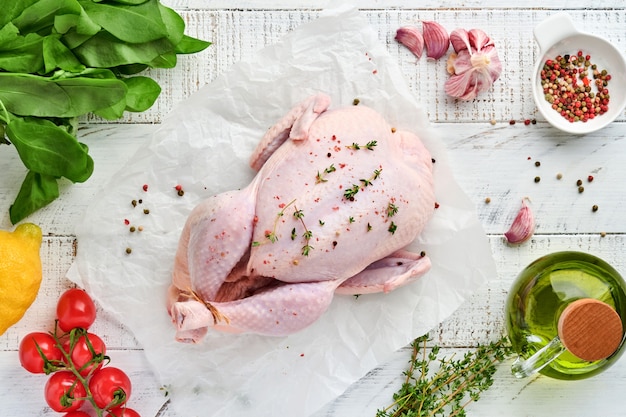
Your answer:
[557,298,624,362]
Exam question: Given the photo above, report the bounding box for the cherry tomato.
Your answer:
[107,408,141,417]
[63,412,91,417]
[63,332,107,376]
[44,370,86,412]
[89,367,132,410]
[57,288,97,332]
[19,332,63,374]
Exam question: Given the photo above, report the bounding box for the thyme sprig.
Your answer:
[316,164,337,184]
[343,167,383,201]
[377,335,514,417]
[347,140,378,150]
[293,205,313,256]
[252,199,297,246]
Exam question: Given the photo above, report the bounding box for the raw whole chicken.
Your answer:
[167,93,436,342]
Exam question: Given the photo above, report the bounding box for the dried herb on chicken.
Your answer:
[377,335,514,417]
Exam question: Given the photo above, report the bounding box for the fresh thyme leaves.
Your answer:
[343,167,383,201]
[387,202,399,217]
[377,335,514,417]
[344,184,361,200]
[347,140,378,150]
[316,164,337,183]
[293,205,313,257]
[388,222,397,235]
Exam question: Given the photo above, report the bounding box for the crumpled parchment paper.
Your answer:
[68,5,496,417]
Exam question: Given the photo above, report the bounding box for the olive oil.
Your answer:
[506,252,626,379]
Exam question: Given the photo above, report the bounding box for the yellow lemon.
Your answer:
[0,223,43,335]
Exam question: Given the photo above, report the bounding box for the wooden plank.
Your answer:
[3,232,626,415]
[161,0,625,11]
[1,3,625,416]
[4,121,625,235]
[76,9,625,125]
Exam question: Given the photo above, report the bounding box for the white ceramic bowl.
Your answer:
[532,13,626,135]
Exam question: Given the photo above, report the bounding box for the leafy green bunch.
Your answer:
[377,335,514,417]
[0,0,211,224]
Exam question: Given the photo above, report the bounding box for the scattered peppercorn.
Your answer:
[353,98,360,106]
[534,161,541,167]
[142,184,148,192]
[420,251,426,257]
[576,179,583,186]
[524,119,531,125]
[431,158,436,164]
[600,231,606,237]
[143,209,150,214]
[434,202,440,209]
[592,204,599,212]
[534,176,541,183]
[531,119,537,125]
[485,197,491,204]
[587,175,594,182]
[138,226,144,232]
[509,119,516,125]
[391,127,397,133]
[556,173,563,180]
[124,219,130,225]
[125,248,132,254]
[490,119,497,125]
[578,186,584,193]
[129,226,136,232]
[131,200,137,207]
[178,189,185,196]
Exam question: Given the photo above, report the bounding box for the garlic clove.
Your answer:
[395,26,424,58]
[504,199,535,244]
[422,21,450,60]
[449,28,471,53]
[468,28,493,51]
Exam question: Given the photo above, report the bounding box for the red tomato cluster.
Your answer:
[18,288,140,417]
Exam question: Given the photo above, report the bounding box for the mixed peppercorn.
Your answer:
[541,50,611,123]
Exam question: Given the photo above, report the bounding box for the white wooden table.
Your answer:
[2,1,625,416]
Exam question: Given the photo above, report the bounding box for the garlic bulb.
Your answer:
[422,21,450,60]
[395,26,424,58]
[445,28,502,100]
[504,199,535,244]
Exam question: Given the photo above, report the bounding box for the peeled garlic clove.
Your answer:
[446,52,457,75]
[422,21,450,60]
[504,199,535,244]
[395,26,424,58]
